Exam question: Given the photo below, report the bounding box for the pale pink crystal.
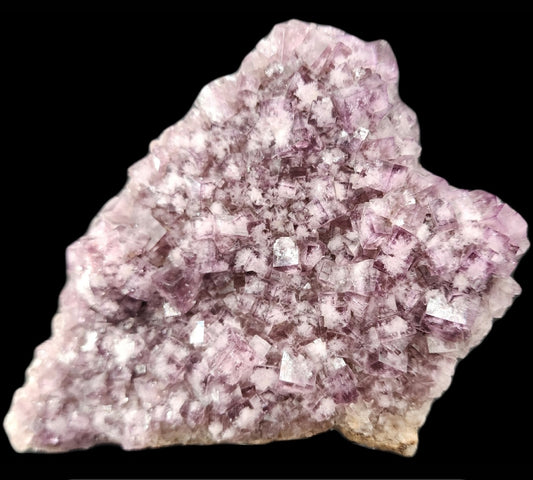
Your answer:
[4,19,528,457]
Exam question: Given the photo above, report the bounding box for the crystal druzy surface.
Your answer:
[4,19,529,456]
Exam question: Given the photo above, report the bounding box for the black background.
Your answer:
[1,9,531,480]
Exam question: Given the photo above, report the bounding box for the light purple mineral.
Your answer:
[4,19,529,456]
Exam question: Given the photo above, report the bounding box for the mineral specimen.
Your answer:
[4,19,528,457]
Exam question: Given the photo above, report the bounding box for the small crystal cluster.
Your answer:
[4,19,528,456]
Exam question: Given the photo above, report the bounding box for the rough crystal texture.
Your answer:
[4,19,529,457]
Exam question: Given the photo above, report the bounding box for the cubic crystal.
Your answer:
[273,237,299,268]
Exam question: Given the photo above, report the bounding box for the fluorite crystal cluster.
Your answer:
[4,19,528,457]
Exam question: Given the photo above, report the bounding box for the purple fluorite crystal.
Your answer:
[4,19,528,457]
